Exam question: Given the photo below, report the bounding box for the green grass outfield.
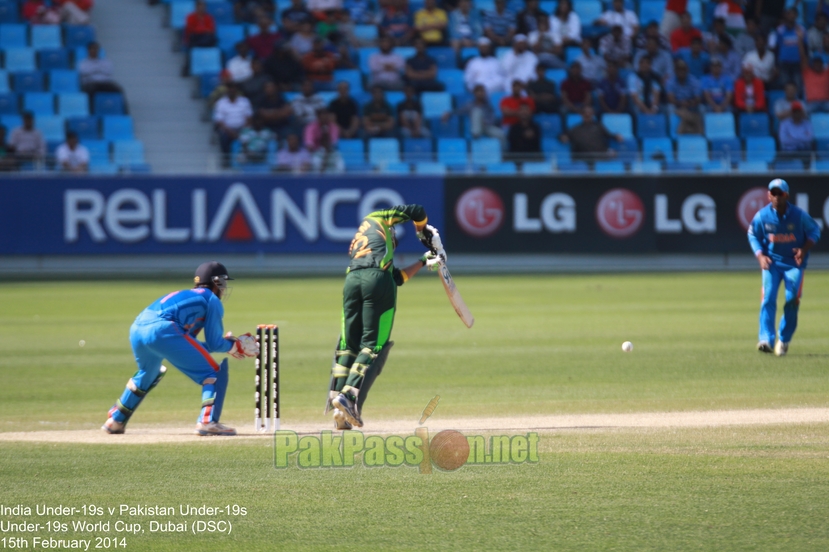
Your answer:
[1,273,829,550]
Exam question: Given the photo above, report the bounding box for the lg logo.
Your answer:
[595,189,645,238]
[455,187,504,237]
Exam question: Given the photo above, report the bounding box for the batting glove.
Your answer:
[419,251,443,271]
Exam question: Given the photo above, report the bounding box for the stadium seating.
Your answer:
[67,116,100,140]
[402,138,433,162]
[486,162,516,174]
[642,137,675,162]
[677,136,708,164]
[631,160,662,174]
[23,92,54,116]
[5,48,36,72]
[38,49,70,71]
[415,161,446,175]
[421,92,451,119]
[190,48,222,76]
[49,70,79,93]
[64,25,96,49]
[745,136,776,163]
[332,69,363,94]
[58,93,89,117]
[103,116,134,140]
[522,161,553,175]
[93,93,125,116]
[704,113,735,139]
[594,161,625,174]
[739,113,770,137]
[471,138,501,166]
[603,114,633,139]
[813,114,829,139]
[0,91,17,114]
[437,137,467,168]
[0,2,19,24]
[536,114,562,138]
[12,71,44,93]
[636,114,667,138]
[31,26,62,50]
[36,115,65,142]
[368,138,400,166]
[0,24,26,48]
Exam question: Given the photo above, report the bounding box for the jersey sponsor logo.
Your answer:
[595,188,644,238]
[455,187,504,237]
[768,233,796,243]
[736,187,769,231]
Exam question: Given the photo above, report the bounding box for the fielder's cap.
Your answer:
[477,37,491,46]
[194,261,234,285]
[514,33,528,43]
[768,178,789,194]
[791,100,804,111]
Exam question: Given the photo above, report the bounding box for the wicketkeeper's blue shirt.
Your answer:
[747,203,821,269]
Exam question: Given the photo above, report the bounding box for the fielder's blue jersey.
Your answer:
[748,203,821,269]
[133,288,233,354]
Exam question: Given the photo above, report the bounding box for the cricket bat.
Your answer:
[437,261,474,328]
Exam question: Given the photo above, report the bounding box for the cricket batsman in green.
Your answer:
[327,204,444,430]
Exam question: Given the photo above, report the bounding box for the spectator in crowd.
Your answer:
[362,85,396,137]
[255,81,293,135]
[226,41,254,83]
[79,42,128,112]
[464,37,507,94]
[506,104,542,161]
[734,17,760,57]
[344,0,375,26]
[56,131,89,173]
[628,55,663,114]
[397,84,430,138]
[276,133,312,172]
[634,21,672,52]
[0,126,15,172]
[292,80,328,127]
[213,83,253,163]
[683,36,710,78]
[247,17,282,59]
[328,81,361,138]
[9,112,45,165]
[670,12,702,52]
[22,0,61,24]
[778,101,814,156]
[380,0,415,46]
[661,0,688,39]
[772,8,805,90]
[560,61,592,113]
[755,0,786,37]
[502,34,539,86]
[483,0,516,47]
[701,58,734,112]
[774,82,806,121]
[575,38,606,83]
[185,1,217,48]
[281,0,314,37]
[703,17,728,52]
[550,0,582,47]
[370,36,406,90]
[712,34,741,80]
[597,0,639,38]
[529,14,565,68]
[559,105,622,161]
[449,0,483,52]
[500,79,535,126]
[516,0,547,36]
[240,59,269,103]
[444,83,503,140]
[666,59,702,134]
[715,0,746,33]
[742,34,777,85]
[414,0,448,45]
[734,63,766,112]
[634,35,674,83]
[599,24,632,67]
[235,0,276,24]
[799,40,829,113]
[307,0,343,17]
[304,107,339,151]
[264,45,304,91]
[808,13,828,55]
[311,130,345,173]
[302,37,338,89]
[237,114,275,164]
[405,38,444,92]
[597,61,627,113]
[526,63,558,113]
[289,20,317,57]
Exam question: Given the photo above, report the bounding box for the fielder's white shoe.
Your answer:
[101,418,125,434]
[195,422,237,436]
[333,410,352,431]
[774,341,789,357]
[757,341,773,353]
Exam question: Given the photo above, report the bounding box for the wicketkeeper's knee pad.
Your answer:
[199,359,229,424]
[109,366,167,423]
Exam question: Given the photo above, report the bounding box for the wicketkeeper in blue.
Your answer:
[748,179,821,356]
[102,261,259,436]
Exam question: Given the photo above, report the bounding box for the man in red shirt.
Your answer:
[560,61,593,113]
[670,12,702,51]
[499,80,536,126]
[661,0,687,38]
[247,16,282,59]
[185,0,217,48]
[302,38,338,91]
[798,37,829,113]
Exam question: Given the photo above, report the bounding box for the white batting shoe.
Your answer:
[774,341,789,357]
[195,422,237,436]
[101,418,125,434]
[333,410,352,431]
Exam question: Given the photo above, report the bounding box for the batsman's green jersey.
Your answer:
[334,204,428,407]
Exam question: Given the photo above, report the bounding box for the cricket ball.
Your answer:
[622,341,633,352]
[429,430,469,471]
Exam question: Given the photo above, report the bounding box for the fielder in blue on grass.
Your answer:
[102,261,259,436]
[748,179,821,357]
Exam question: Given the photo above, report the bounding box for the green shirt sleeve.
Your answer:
[367,204,428,231]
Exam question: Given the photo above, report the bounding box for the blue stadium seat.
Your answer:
[190,48,222,76]
[216,25,245,56]
[170,1,193,30]
[38,48,70,70]
[84,139,111,166]
[704,113,735,139]
[49,69,79,93]
[540,0,556,13]
[113,140,146,166]
[745,136,776,162]
[436,137,467,168]
[429,47,456,69]
[631,160,662,174]
[64,25,96,49]
[546,69,567,86]
[0,69,8,93]
[332,69,363,93]
[358,47,378,73]
[0,91,17,114]
[677,136,708,164]
[431,115,460,138]
[536,114,562,138]
[665,161,700,172]
[382,161,411,174]
[368,137,400,165]
[5,47,36,71]
[701,160,728,172]
[58,92,88,117]
[0,24,26,48]
[813,114,829,138]
[642,137,675,162]
[206,2,234,25]
[94,92,125,116]
[639,0,665,25]
[574,1,604,29]
[89,163,119,174]
[522,161,553,174]
[421,92,452,119]
[0,2,19,24]
[565,46,582,64]
[31,26,62,50]
[773,159,807,172]
[459,47,478,64]
[36,115,65,142]
[557,161,590,172]
[594,161,626,173]
[102,116,134,140]
[739,113,770,137]
[23,92,54,116]
[471,138,501,166]
[338,138,366,168]
[488,91,506,118]
[814,160,829,172]
[602,114,633,139]
[353,25,378,44]
[0,113,21,130]
[687,0,703,25]
[67,116,100,140]
[385,90,405,107]
[199,72,220,97]
[816,137,829,156]
[415,161,446,175]
[636,113,667,138]
[402,138,433,162]
[543,138,571,163]
[394,46,415,60]
[437,68,464,98]
[12,70,44,92]
[709,137,741,161]
[486,162,516,174]
[609,137,639,161]
[565,113,582,129]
